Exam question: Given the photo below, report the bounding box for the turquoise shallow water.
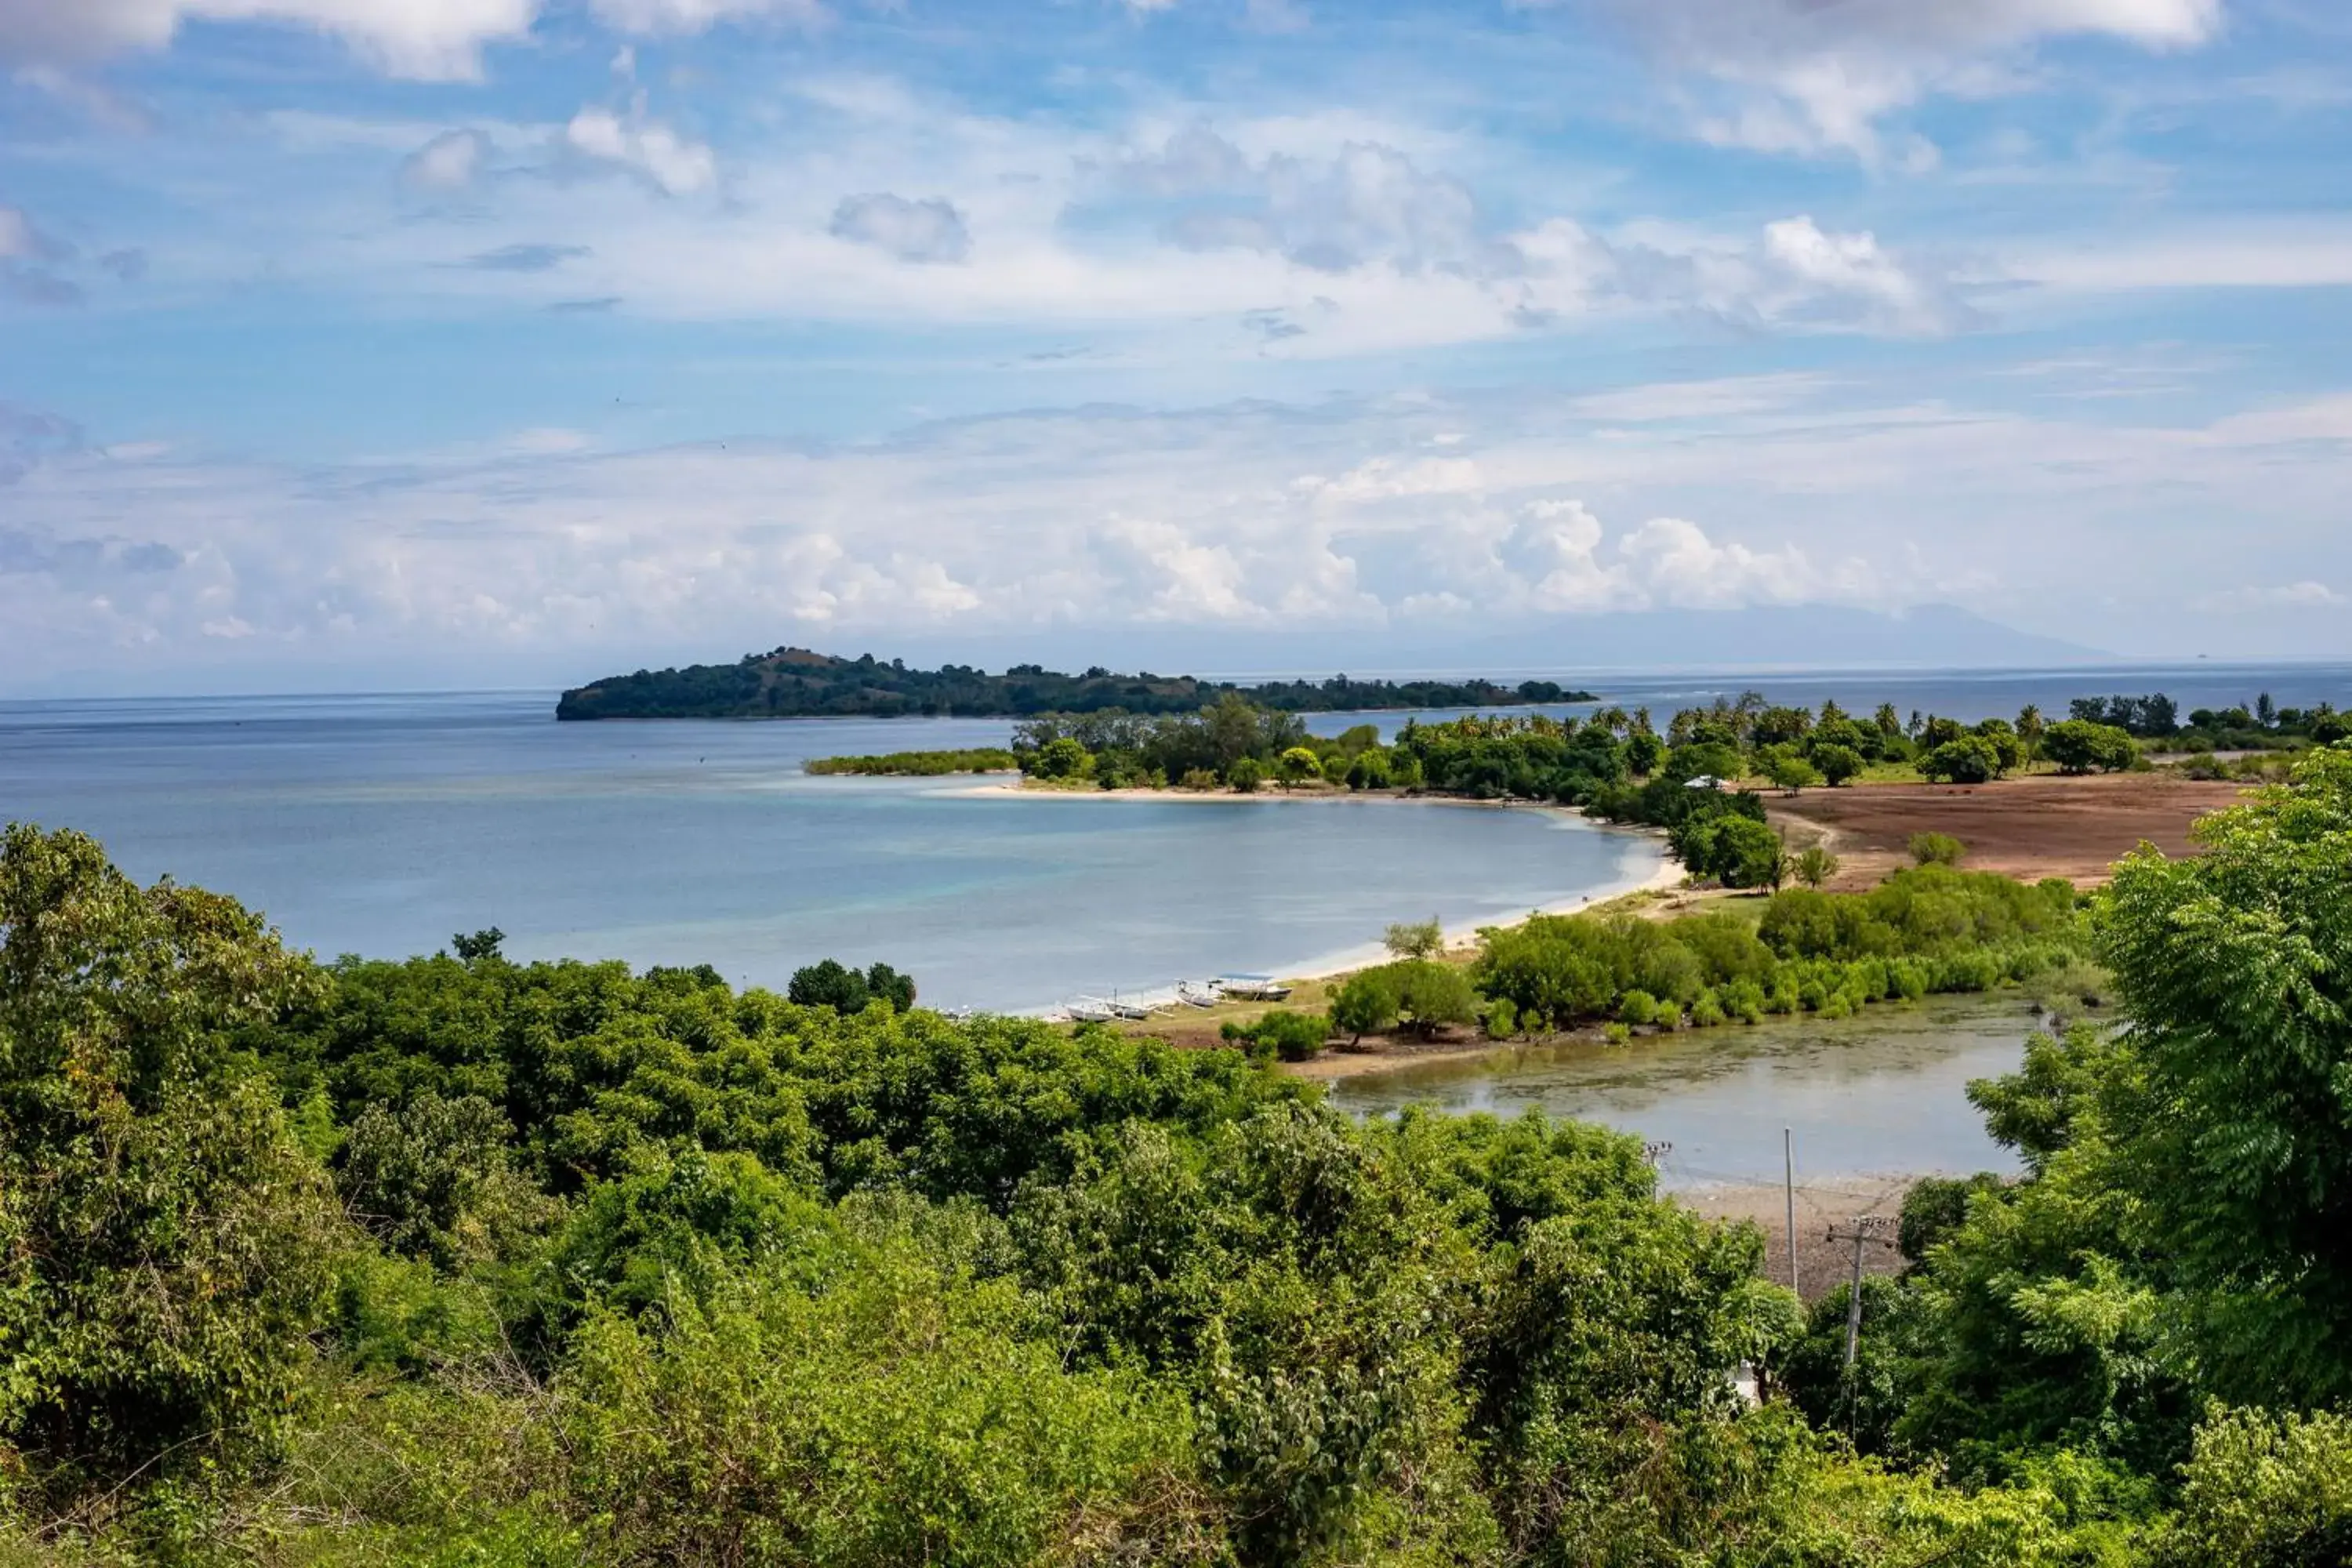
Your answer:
[0,691,1658,1011]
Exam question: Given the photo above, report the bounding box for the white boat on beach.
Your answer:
[1069,993,1157,1022]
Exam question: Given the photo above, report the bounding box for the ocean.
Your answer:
[3,662,2343,1012]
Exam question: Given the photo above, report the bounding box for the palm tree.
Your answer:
[2016,705,2046,767]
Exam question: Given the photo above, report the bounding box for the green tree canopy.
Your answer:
[0,824,346,1493]
[2097,744,2352,1402]
[2042,720,2136,775]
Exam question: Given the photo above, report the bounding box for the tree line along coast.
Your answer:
[808,683,2338,890]
[3,741,2350,1562]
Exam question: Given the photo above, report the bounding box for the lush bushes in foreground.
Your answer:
[0,822,2118,1564]
[6,750,2351,1565]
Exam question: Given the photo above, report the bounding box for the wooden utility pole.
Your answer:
[1825,1215,1896,1370]
[1641,1140,1673,1169]
[1783,1128,1798,1297]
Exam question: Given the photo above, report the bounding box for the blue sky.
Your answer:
[3,0,2350,692]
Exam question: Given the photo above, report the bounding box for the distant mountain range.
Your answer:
[554,648,1597,720]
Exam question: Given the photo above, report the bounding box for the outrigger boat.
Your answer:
[1069,993,1156,1022]
[1214,973,1292,1003]
[1174,980,1223,1008]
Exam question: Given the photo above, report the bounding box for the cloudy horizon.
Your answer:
[3,0,2348,695]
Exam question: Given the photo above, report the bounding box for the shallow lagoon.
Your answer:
[1327,995,2034,1189]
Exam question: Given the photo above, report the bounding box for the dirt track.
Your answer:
[1767,773,2247,890]
[1679,1178,1918,1302]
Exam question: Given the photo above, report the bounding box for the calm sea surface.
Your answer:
[0,690,1660,1011]
[3,660,2339,1020]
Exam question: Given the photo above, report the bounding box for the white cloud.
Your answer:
[1564,0,2223,162]
[828,193,972,264]
[1503,499,1624,612]
[2018,227,2352,291]
[1095,516,1258,622]
[0,0,539,80]
[400,129,488,191]
[1104,129,1498,276]
[586,0,825,33]
[1596,215,1972,335]
[1299,456,1483,505]
[2192,581,2345,612]
[9,376,2352,681]
[1456,499,1881,615]
[0,0,850,74]
[564,103,717,196]
[1617,514,1863,608]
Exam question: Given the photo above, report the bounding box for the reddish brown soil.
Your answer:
[1767,773,2247,890]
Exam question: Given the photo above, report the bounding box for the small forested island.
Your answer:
[554,645,1595,720]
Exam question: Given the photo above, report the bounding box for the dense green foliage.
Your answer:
[8,748,2352,1563]
[2074,689,2347,752]
[0,826,343,1497]
[1217,1007,1330,1062]
[1469,866,2083,1033]
[1768,745,2352,1556]
[2041,719,2139,775]
[804,747,1020,775]
[559,646,1592,720]
[788,956,917,1013]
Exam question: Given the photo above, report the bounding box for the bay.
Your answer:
[4,658,2339,1014]
[0,690,1657,1012]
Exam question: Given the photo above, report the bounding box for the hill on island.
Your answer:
[555,648,1596,720]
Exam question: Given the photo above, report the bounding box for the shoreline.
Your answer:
[941,780,1685,999]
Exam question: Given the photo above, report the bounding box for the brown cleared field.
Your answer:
[1768,773,2249,890]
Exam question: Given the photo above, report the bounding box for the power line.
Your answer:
[1824,1214,1900,1443]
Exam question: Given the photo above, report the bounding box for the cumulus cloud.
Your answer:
[1105,128,1499,275]
[1570,214,1971,335]
[1299,456,1483,505]
[828,193,972,264]
[0,395,1917,683]
[564,104,717,196]
[1081,128,1965,334]
[10,371,2351,681]
[1558,0,2223,162]
[1094,516,1258,622]
[0,0,539,80]
[1500,499,1623,612]
[0,0,837,75]
[1454,499,1882,615]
